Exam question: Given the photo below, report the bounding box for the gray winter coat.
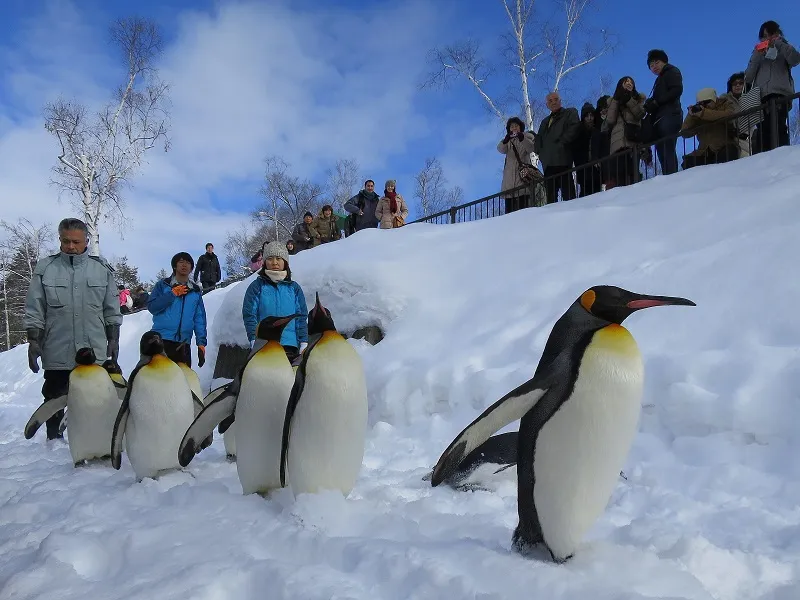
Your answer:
[498,133,537,199]
[745,38,800,98]
[24,251,122,371]
[344,190,381,231]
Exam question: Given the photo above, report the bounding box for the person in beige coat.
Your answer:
[602,76,647,187]
[497,116,537,213]
[375,180,409,229]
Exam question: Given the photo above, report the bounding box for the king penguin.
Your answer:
[24,347,122,466]
[56,358,127,437]
[111,331,203,481]
[430,285,695,563]
[177,315,299,492]
[172,344,213,452]
[280,293,368,497]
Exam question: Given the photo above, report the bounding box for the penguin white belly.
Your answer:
[287,341,368,497]
[235,355,295,495]
[125,367,195,480]
[533,325,644,560]
[67,375,120,464]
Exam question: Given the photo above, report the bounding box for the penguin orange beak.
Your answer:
[626,294,696,310]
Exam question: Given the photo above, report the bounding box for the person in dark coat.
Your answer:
[291,212,315,252]
[193,243,222,295]
[534,91,581,203]
[643,49,683,176]
[571,102,602,197]
[344,181,381,233]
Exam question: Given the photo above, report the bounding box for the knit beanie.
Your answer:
[262,241,289,263]
[696,88,717,103]
[171,252,194,270]
[646,49,669,66]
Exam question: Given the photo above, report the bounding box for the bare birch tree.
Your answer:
[0,219,53,351]
[44,17,170,256]
[422,0,615,136]
[326,158,362,211]
[791,110,800,145]
[414,157,466,217]
[256,156,325,240]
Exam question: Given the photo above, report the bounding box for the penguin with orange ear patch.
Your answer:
[280,293,368,497]
[111,331,199,481]
[430,285,695,563]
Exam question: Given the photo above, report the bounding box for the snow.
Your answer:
[3,147,800,599]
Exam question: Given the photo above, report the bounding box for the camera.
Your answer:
[690,104,703,114]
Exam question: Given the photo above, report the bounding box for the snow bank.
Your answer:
[2,147,800,599]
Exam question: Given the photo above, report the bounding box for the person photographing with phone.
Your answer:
[679,88,737,169]
[147,252,208,369]
[745,20,800,154]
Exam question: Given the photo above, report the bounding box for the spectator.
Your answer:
[241,241,309,365]
[291,212,315,252]
[193,243,222,295]
[720,73,755,159]
[148,252,207,368]
[603,76,647,188]
[745,20,800,154]
[118,284,134,315]
[286,239,298,256]
[131,285,149,311]
[249,249,263,273]
[498,116,538,213]
[644,49,683,175]
[376,180,409,229]
[23,217,122,440]
[344,180,381,233]
[572,102,602,197]
[534,92,581,203]
[680,88,738,169]
[310,204,343,245]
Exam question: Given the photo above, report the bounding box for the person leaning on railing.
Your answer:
[679,88,738,169]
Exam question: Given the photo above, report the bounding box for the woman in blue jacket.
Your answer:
[242,241,308,362]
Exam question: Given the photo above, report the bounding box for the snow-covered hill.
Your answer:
[2,147,800,599]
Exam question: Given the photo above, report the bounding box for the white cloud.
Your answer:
[0,0,447,279]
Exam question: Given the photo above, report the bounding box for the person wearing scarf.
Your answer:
[241,241,309,363]
[376,179,409,229]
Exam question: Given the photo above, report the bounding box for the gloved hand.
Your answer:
[516,131,525,141]
[197,345,206,368]
[501,133,511,144]
[105,324,120,363]
[172,284,189,297]
[26,328,43,373]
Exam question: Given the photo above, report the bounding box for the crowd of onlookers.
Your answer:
[498,21,798,212]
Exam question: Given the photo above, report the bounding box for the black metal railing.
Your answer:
[410,93,799,225]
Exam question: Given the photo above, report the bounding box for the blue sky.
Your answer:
[0,0,797,278]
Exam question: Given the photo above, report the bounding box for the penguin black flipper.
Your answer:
[178,387,238,467]
[111,359,147,470]
[279,333,323,487]
[430,373,555,487]
[24,395,68,439]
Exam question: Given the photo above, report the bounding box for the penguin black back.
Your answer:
[140,331,165,357]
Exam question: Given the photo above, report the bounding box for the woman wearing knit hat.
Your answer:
[241,241,309,363]
[147,252,208,368]
[375,180,409,229]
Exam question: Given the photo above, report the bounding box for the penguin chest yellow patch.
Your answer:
[589,324,640,358]
[71,364,106,380]
[249,341,291,368]
[314,330,345,348]
[145,354,183,379]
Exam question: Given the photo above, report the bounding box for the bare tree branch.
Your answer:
[43,17,170,257]
[414,157,464,217]
[326,158,362,211]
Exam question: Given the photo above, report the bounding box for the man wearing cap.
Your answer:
[24,217,122,440]
[679,88,737,169]
[147,252,208,368]
[644,49,684,175]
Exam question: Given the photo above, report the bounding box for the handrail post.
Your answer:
[449,206,457,224]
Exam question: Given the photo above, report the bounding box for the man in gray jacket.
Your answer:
[24,218,122,440]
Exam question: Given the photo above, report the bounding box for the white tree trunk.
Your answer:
[1,265,9,351]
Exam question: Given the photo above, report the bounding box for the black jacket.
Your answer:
[534,107,581,169]
[649,64,683,117]
[194,252,221,284]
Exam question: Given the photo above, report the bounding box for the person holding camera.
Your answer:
[602,76,647,187]
[644,49,683,176]
[679,88,737,170]
[24,217,122,440]
[745,20,800,154]
[147,252,207,368]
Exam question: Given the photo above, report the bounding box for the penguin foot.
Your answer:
[225,454,236,462]
[454,482,492,493]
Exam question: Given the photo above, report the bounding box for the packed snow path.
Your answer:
[3,149,800,599]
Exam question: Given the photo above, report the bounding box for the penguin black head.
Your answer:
[140,330,165,357]
[255,314,300,341]
[578,285,696,324]
[102,359,122,375]
[75,347,97,366]
[308,292,336,335]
